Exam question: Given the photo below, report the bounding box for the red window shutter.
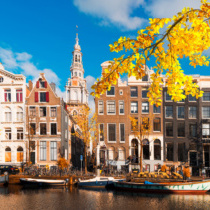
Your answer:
[36,81,39,88]
[35,92,39,102]
[46,92,49,102]
[16,93,19,102]
[65,104,67,110]
[4,93,7,102]
[20,93,23,102]
[45,81,47,88]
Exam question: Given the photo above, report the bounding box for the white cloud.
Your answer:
[73,0,146,30]
[145,0,201,18]
[0,47,65,100]
[16,52,32,61]
[85,75,96,114]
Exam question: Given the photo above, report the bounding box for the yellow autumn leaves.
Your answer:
[91,0,210,106]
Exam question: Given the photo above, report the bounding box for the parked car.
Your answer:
[0,165,20,174]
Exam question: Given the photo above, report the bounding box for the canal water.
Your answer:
[0,185,210,210]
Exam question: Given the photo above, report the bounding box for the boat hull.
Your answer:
[20,178,67,188]
[114,180,210,194]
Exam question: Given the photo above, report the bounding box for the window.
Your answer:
[119,90,123,95]
[118,147,125,160]
[17,147,23,162]
[153,118,161,131]
[79,72,81,77]
[16,89,23,102]
[107,101,116,114]
[131,117,138,131]
[4,89,11,102]
[165,106,173,118]
[142,75,148,81]
[40,123,47,135]
[99,124,104,141]
[189,106,197,118]
[98,101,104,114]
[177,106,185,119]
[189,94,196,101]
[131,101,138,113]
[30,123,36,135]
[130,86,138,97]
[17,128,23,140]
[120,124,125,142]
[5,128,12,140]
[153,105,161,113]
[40,81,46,88]
[0,77,3,83]
[189,124,197,137]
[5,147,11,162]
[202,107,210,118]
[166,143,173,161]
[108,147,114,160]
[107,87,115,96]
[203,92,210,101]
[142,90,148,98]
[119,101,124,114]
[51,123,57,135]
[5,107,12,122]
[202,124,210,138]
[108,124,116,141]
[40,107,47,117]
[190,152,197,166]
[143,139,150,160]
[178,122,185,137]
[17,107,23,121]
[166,122,173,137]
[142,102,149,113]
[40,92,47,102]
[178,143,185,162]
[29,107,36,116]
[165,92,172,101]
[50,107,57,117]
[154,139,161,160]
[50,142,57,161]
[40,141,46,161]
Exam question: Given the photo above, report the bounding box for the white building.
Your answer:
[0,63,26,166]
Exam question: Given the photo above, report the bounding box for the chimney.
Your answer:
[28,80,33,91]
[50,82,56,93]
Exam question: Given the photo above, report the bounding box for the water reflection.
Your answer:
[0,186,209,210]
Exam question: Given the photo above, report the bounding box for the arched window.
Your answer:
[75,55,77,62]
[5,107,12,122]
[17,146,23,162]
[118,147,125,160]
[154,139,161,160]
[143,139,150,160]
[78,55,80,62]
[108,147,114,160]
[5,147,11,162]
[17,107,23,122]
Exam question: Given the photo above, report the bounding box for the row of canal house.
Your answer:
[95,61,210,176]
[0,34,87,168]
[0,66,84,168]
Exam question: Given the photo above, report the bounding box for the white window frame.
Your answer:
[165,92,172,102]
[98,100,104,115]
[50,141,57,161]
[189,106,197,119]
[142,102,149,114]
[50,107,57,117]
[39,106,47,117]
[107,123,116,143]
[106,86,115,97]
[202,106,210,119]
[50,122,57,135]
[40,141,47,161]
[202,92,210,102]
[131,101,138,114]
[39,91,47,103]
[107,100,116,115]
[39,122,47,135]
[165,106,173,118]
[119,123,125,143]
[177,106,185,119]
[119,100,124,115]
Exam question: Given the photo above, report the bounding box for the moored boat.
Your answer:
[114,180,210,194]
[78,176,125,188]
[20,178,68,188]
[0,173,9,185]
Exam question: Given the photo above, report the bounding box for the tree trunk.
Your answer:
[140,141,143,172]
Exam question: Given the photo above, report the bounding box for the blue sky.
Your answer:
[0,0,207,109]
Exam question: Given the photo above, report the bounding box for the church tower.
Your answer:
[65,33,89,115]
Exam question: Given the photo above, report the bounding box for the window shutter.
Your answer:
[35,92,39,102]
[45,81,47,88]
[4,93,7,102]
[20,93,23,102]
[36,81,39,88]
[46,92,49,102]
